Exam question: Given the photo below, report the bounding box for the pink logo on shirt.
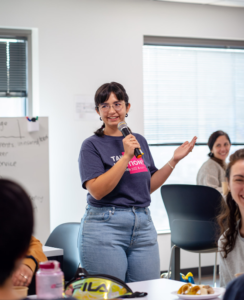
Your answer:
[122,152,148,174]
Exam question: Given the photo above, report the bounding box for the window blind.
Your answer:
[0,39,27,97]
[0,42,7,93]
[143,45,244,144]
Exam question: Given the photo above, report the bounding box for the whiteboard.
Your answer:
[0,117,50,244]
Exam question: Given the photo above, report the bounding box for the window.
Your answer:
[0,29,32,117]
[143,37,244,231]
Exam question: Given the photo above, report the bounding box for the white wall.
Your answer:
[0,0,244,271]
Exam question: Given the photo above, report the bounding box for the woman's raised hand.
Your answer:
[173,136,197,163]
[123,134,141,160]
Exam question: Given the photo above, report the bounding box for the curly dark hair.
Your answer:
[94,82,129,137]
[217,149,244,258]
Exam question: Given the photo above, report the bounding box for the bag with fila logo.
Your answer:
[64,267,147,299]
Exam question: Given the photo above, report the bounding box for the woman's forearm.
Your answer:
[150,157,178,193]
[86,155,131,200]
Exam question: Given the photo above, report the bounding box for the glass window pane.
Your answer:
[143,45,244,144]
[143,43,244,231]
[0,98,26,117]
[0,37,27,116]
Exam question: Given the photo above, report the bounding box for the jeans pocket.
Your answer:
[85,209,112,223]
[146,207,152,222]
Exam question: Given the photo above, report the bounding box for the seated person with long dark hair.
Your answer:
[197,130,231,193]
[217,149,244,287]
[0,179,73,300]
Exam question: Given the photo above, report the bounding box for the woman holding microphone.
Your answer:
[78,82,197,282]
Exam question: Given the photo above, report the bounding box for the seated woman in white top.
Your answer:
[217,149,244,287]
[197,130,231,193]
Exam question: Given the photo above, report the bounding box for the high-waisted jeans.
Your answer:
[77,205,160,283]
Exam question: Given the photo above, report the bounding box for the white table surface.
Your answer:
[28,278,225,299]
[42,245,63,257]
[127,278,225,300]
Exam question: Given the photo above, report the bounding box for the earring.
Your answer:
[126,113,128,117]
[100,117,102,121]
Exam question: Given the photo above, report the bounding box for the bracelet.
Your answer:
[167,162,174,170]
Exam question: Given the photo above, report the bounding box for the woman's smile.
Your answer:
[107,116,119,121]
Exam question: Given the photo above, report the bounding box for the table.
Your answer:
[42,246,63,269]
[28,278,225,299]
[28,279,182,299]
[127,278,224,300]
[43,246,63,257]
[127,279,184,300]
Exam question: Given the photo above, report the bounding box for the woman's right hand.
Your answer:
[12,263,33,287]
[123,134,141,160]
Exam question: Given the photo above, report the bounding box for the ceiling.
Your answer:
[154,0,244,7]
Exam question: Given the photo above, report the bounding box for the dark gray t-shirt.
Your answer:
[78,133,158,208]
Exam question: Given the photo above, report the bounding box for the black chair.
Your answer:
[160,184,222,285]
[45,222,80,281]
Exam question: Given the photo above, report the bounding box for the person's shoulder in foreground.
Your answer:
[223,274,244,300]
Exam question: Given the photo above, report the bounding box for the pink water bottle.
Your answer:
[36,261,64,299]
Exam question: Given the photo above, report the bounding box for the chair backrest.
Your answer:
[45,222,80,281]
[160,184,222,251]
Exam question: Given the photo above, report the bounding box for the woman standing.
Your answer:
[78,82,197,282]
[217,149,244,286]
[197,131,231,193]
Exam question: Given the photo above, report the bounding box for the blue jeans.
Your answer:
[77,205,160,283]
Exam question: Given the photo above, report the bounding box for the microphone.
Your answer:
[118,121,144,159]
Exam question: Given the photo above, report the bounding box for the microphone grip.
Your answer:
[134,148,144,159]
[121,127,144,159]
